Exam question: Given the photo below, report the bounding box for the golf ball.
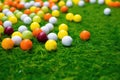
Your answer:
[59,23,68,31]
[66,1,73,7]
[49,17,57,24]
[104,8,111,15]
[47,33,58,41]
[30,22,40,31]
[58,30,68,39]
[22,30,33,39]
[66,13,74,21]
[41,26,50,34]
[23,17,32,24]
[18,25,28,33]
[73,14,82,22]
[12,36,22,45]
[62,36,73,46]
[45,23,54,32]
[20,14,28,21]
[51,5,59,10]
[45,40,57,51]
[90,0,96,4]
[98,0,104,4]
[78,1,85,7]
[3,21,12,28]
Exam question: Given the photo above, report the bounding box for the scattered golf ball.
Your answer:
[66,13,74,21]
[20,39,33,50]
[98,0,104,4]
[4,26,14,35]
[12,31,22,38]
[37,31,48,42]
[49,17,57,24]
[66,1,73,7]
[104,8,111,15]
[52,10,60,17]
[22,30,33,39]
[59,23,68,31]
[41,26,50,34]
[1,38,14,50]
[51,5,59,10]
[8,16,17,24]
[45,23,54,32]
[20,14,28,21]
[12,36,22,45]
[23,17,32,24]
[32,15,41,23]
[43,1,49,7]
[62,36,73,46]
[37,11,44,18]
[78,1,85,7]
[3,21,12,28]
[30,22,40,31]
[45,40,57,51]
[58,30,68,39]
[73,14,82,22]
[0,25,4,33]
[90,0,96,4]
[41,6,49,13]
[18,25,28,33]
[47,33,58,41]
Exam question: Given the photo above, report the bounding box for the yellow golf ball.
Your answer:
[12,31,22,38]
[33,16,41,23]
[45,40,57,51]
[0,13,5,20]
[3,5,9,9]
[58,1,65,7]
[59,23,68,31]
[9,16,17,24]
[66,13,74,21]
[73,14,82,22]
[73,0,79,5]
[0,25,4,33]
[30,6,37,12]
[58,30,68,39]
[30,22,40,31]
[52,10,60,17]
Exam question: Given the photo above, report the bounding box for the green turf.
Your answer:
[0,1,120,80]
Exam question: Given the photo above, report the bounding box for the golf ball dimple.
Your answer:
[18,25,28,33]
[104,8,111,15]
[3,21,12,28]
[12,36,22,45]
[47,33,58,41]
[49,17,57,24]
[62,36,73,46]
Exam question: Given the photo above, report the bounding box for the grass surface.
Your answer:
[0,1,120,80]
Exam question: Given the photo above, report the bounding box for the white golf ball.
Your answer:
[18,25,28,33]
[43,1,49,7]
[49,17,57,24]
[2,9,9,14]
[51,5,59,10]
[24,3,31,9]
[47,33,58,41]
[6,11,14,16]
[62,36,73,46]
[104,8,111,15]
[66,1,73,7]
[3,21,12,28]
[98,0,104,4]
[45,23,54,32]
[41,26,50,34]
[29,1,35,7]
[12,36,22,45]
[20,14,28,21]
[23,17,32,24]
[78,1,85,7]
[34,2,41,7]
[90,0,96,4]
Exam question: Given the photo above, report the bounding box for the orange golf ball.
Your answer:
[44,13,52,21]
[80,30,90,41]
[1,38,14,50]
[20,39,33,50]
[60,6,68,13]
[32,28,43,37]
